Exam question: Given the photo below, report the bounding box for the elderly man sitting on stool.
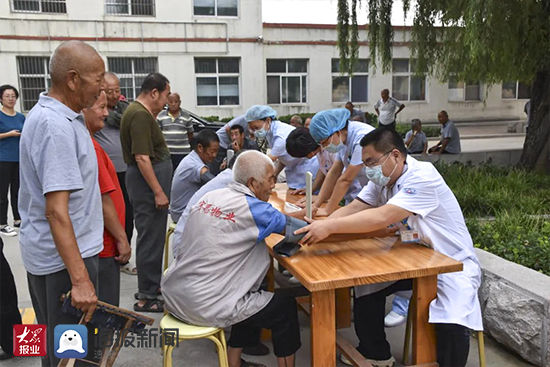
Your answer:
[162,150,305,367]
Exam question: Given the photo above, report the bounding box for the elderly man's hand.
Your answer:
[289,188,306,195]
[70,279,97,323]
[154,191,169,209]
[115,238,131,264]
[294,217,332,246]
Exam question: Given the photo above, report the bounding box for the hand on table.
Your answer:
[289,188,306,195]
[314,207,331,218]
[294,216,332,246]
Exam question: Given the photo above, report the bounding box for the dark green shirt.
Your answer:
[120,101,170,165]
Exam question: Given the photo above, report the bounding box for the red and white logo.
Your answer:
[13,324,47,357]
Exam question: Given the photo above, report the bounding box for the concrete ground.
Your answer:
[1,121,533,366]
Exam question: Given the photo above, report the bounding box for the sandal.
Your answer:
[121,264,137,275]
[240,359,266,367]
[133,299,164,313]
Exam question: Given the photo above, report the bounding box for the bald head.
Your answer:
[233,150,275,201]
[48,41,105,112]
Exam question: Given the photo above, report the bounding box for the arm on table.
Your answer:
[313,159,343,210]
[135,154,169,209]
[315,163,362,217]
[45,191,97,322]
[101,193,131,264]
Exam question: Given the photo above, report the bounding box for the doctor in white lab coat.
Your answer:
[296,128,482,367]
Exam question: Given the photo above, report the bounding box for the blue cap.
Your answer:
[309,108,351,143]
[245,105,278,123]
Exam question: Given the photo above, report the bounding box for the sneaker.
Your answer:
[384,311,407,328]
[0,225,17,237]
[13,220,21,228]
[340,353,395,367]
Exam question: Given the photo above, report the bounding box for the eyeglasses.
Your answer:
[363,151,392,168]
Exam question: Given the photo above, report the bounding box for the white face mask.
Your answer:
[323,134,344,153]
[253,121,269,139]
[365,153,397,186]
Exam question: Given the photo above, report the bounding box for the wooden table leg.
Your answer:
[335,287,351,329]
[311,289,336,367]
[412,275,438,364]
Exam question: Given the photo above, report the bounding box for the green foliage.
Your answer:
[436,162,550,217]
[201,115,221,122]
[467,214,550,276]
[337,0,550,83]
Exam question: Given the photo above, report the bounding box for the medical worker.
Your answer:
[246,105,319,191]
[296,128,482,367]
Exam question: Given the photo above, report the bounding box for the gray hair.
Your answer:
[233,150,274,185]
[290,114,303,125]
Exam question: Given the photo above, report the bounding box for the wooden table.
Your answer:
[267,184,463,367]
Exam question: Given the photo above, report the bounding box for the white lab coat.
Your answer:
[356,156,483,331]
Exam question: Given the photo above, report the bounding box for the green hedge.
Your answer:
[436,162,550,276]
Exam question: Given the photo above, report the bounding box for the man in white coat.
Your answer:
[296,128,482,367]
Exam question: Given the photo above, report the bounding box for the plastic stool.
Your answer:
[402,305,485,367]
[163,221,177,271]
[160,313,228,367]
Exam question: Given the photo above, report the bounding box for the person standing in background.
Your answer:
[0,85,24,237]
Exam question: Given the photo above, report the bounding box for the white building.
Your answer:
[0,0,529,123]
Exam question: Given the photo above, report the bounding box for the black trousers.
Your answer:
[229,293,301,358]
[116,171,133,244]
[378,121,396,131]
[0,161,20,225]
[354,279,470,367]
[0,238,21,355]
[27,256,99,367]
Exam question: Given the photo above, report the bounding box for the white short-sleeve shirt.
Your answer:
[356,156,483,331]
[374,97,402,125]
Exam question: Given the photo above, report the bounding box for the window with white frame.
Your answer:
[195,58,240,106]
[12,0,66,13]
[17,56,51,112]
[266,59,308,104]
[105,0,155,16]
[448,78,481,101]
[502,81,531,99]
[331,58,369,103]
[391,59,426,101]
[107,57,158,101]
[194,0,238,16]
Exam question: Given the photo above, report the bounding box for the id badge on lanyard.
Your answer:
[399,218,420,243]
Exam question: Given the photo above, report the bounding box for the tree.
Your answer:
[337,0,550,171]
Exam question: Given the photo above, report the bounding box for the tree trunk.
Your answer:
[518,68,550,172]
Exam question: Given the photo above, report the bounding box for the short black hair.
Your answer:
[286,127,319,158]
[0,84,19,101]
[140,73,170,94]
[193,129,219,150]
[230,124,244,134]
[360,127,407,155]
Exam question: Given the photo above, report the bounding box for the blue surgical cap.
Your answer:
[245,105,278,123]
[309,108,351,143]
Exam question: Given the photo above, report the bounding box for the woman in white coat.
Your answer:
[296,128,482,367]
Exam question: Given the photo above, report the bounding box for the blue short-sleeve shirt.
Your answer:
[169,150,207,222]
[19,93,103,275]
[0,111,25,162]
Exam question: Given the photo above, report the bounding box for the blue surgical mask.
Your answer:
[365,153,396,186]
[254,127,267,139]
[323,134,344,153]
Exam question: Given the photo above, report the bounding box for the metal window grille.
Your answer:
[107,57,158,101]
[17,56,51,112]
[391,59,426,102]
[194,0,238,16]
[266,59,308,105]
[105,0,155,16]
[12,0,66,13]
[195,58,240,106]
[331,58,369,103]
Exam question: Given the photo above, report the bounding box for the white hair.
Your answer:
[233,150,274,185]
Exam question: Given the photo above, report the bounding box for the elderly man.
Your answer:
[345,101,366,123]
[289,114,303,128]
[247,105,319,193]
[169,129,219,223]
[230,124,259,153]
[162,150,303,367]
[120,73,172,312]
[307,108,374,216]
[429,111,461,154]
[297,128,482,367]
[374,89,405,130]
[19,40,105,366]
[94,72,135,274]
[157,93,194,169]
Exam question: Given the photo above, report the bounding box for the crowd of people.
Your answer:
[0,40,477,367]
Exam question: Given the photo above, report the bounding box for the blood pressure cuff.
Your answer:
[200,170,215,184]
[274,216,307,257]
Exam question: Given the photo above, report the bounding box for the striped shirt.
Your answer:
[157,109,194,156]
